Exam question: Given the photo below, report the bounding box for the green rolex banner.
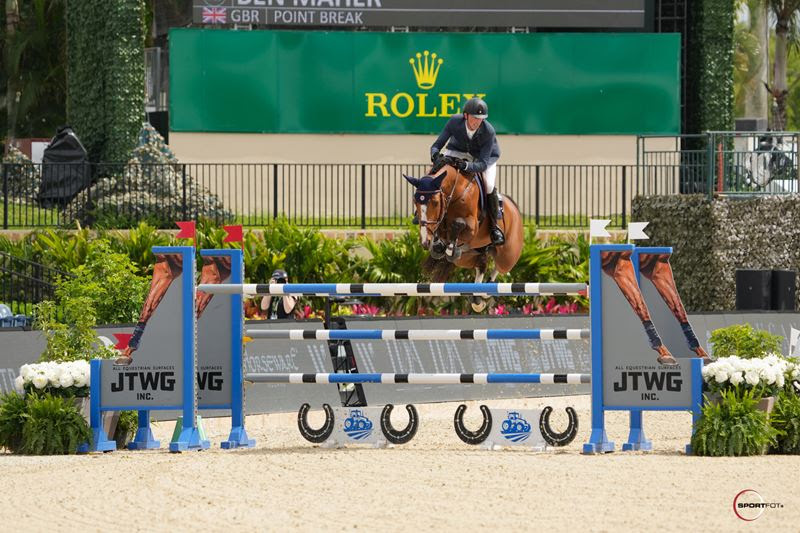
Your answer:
[169,29,679,135]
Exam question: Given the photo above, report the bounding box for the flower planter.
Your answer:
[705,392,776,416]
[73,396,119,439]
[757,396,776,416]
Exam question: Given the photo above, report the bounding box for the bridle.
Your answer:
[417,167,477,241]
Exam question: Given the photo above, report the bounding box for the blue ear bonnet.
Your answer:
[413,175,442,204]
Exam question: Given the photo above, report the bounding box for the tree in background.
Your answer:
[66,0,145,163]
[766,0,800,130]
[735,1,770,121]
[2,0,67,151]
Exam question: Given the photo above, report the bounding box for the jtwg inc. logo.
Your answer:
[613,370,682,401]
[733,489,783,521]
[343,409,374,441]
[500,411,531,443]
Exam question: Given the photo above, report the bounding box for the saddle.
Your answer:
[431,157,501,221]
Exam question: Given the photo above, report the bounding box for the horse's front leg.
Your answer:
[445,218,467,261]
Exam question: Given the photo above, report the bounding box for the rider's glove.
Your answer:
[455,159,469,171]
[431,151,442,164]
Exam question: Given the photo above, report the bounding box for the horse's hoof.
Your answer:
[657,354,679,366]
[430,249,445,260]
[114,356,133,366]
[471,297,487,313]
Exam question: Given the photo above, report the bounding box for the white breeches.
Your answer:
[442,148,497,191]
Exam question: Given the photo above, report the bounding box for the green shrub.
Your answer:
[692,389,778,456]
[30,228,91,272]
[0,393,29,453]
[102,222,174,274]
[21,394,91,455]
[504,229,589,310]
[770,389,800,454]
[55,240,149,324]
[260,217,359,283]
[35,299,117,362]
[357,226,444,314]
[243,230,287,284]
[709,324,783,359]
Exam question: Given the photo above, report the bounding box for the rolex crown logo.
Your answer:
[409,50,443,90]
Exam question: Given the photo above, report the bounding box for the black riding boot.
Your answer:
[487,189,505,245]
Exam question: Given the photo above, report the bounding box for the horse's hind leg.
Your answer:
[470,256,491,313]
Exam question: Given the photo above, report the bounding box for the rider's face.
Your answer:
[465,114,484,131]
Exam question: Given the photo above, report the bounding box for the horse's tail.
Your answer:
[423,254,456,283]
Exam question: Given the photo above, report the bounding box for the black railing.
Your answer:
[0,161,686,230]
[0,251,73,317]
[638,132,800,195]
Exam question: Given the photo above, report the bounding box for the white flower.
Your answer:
[45,364,61,385]
[32,374,48,389]
[20,364,34,381]
[14,375,24,393]
[730,372,744,386]
[713,369,729,384]
[745,370,761,386]
[58,373,74,388]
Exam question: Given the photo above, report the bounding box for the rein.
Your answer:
[422,168,477,241]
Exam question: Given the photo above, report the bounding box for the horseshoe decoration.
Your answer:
[539,406,579,447]
[453,404,492,445]
[380,404,419,445]
[297,403,335,444]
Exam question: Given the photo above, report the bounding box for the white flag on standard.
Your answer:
[628,221,650,243]
[790,327,800,357]
[589,219,611,239]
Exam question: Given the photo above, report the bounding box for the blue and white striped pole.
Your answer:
[198,282,587,297]
[245,328,590,341]
[244,372,591,385]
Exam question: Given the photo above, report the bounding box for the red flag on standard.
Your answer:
[175,221,196,239]
[113,333,133,350]
[223,225,243,243]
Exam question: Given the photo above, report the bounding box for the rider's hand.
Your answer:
[431,151,442,164]
[455,159,468,171]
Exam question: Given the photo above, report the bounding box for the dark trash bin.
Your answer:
[37,126,91,207]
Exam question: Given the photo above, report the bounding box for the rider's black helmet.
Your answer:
[463,97,488,119]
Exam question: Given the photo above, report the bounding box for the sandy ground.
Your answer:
[1,394,797,532]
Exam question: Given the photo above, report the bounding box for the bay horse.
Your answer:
[404,158,524,311]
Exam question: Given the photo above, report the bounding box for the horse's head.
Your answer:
[404,169,447,248]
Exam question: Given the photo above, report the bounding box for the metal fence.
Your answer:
[638,132,800,195]
[0,251,72,317]
[0,161,687,230]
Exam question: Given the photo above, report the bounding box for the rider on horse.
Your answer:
[428,97,504,246]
